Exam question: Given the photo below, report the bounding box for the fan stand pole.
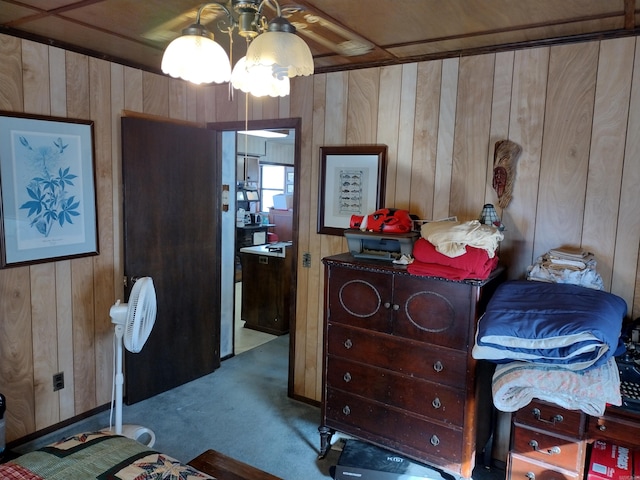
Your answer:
[110,325,156,447]
[114,325,124,435]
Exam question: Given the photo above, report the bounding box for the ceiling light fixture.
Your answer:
[238,129,288,138]
[161,0,314,95]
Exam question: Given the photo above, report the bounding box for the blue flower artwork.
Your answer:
[0,113,97,267]
[17,135,81,237]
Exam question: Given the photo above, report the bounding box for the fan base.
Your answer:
[102,425,155,448]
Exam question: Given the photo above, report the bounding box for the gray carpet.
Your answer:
[14,335,504,480]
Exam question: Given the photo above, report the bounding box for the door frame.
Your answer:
[208,117,301,397]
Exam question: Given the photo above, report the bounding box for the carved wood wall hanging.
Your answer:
[492,139,522,209]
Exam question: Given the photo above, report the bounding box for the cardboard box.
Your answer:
[588,440,633,480]
[272,194,292,210]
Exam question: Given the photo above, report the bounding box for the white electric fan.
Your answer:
[106,276,157,447]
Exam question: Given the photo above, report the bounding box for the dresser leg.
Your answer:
[318,425,335,459]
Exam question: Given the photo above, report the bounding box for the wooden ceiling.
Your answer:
[1,0,638,76]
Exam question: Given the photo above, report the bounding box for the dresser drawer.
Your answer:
[587,410,640,446]
[326,356,465,426]
[514,400,585,438]
[325,388,463,464]
[508,452,581,480]
[327,323,468,387]
[512,425,586,472]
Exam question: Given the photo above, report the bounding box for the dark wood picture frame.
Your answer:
[317,145,387,236]
[0,111,98,268]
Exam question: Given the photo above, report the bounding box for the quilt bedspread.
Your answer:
[0,431,214,480]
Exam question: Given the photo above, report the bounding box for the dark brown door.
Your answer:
[121,117,220,404]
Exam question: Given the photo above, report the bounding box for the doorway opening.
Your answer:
[209,118,300,397]
[235,158,294,354]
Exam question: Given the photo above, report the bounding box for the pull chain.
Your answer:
[243,36,250,175]
[228,28,234,101]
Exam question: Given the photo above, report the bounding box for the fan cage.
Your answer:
[124,277,157,353]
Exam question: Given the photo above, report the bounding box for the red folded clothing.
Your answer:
[407,238,498,280]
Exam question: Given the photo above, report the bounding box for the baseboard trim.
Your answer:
[7,403,111,450]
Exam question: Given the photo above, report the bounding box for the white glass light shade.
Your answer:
[231,56,290,97]
[245,31,314,78]
[161,34,231,85]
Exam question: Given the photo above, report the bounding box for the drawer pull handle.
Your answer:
[342,406,351,416]
[532,408,563,425]
[432,397,441,409]
[433,361,444,372]
[430,435,440,446]
[525,472,535,480]
[344,339,353,349]
[598,424,607,431]
[384,302,391,309]
[528,439,561,456]
[392,304,399,311]
[343,372,352,383]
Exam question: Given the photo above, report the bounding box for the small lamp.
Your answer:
[479,204,504,231]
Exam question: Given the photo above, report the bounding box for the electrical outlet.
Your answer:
[53,372,64,391]
[303,252,311,268]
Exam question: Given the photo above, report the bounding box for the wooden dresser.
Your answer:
[508,399,640,480]
[319,253,505,479]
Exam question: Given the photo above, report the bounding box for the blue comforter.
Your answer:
[472,280,627,370]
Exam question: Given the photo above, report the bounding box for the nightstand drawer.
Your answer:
[514,400,585,437]
[508,452,580,480]
[326,322,467,387]
[326,356,465,426]
[587,411,640,446]
[511,425,586,472]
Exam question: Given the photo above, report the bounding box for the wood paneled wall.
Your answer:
[291,37,640,402]
[1,33,639,445]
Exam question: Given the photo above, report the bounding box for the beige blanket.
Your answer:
[491,357,621,416]
[421,220,503,258]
